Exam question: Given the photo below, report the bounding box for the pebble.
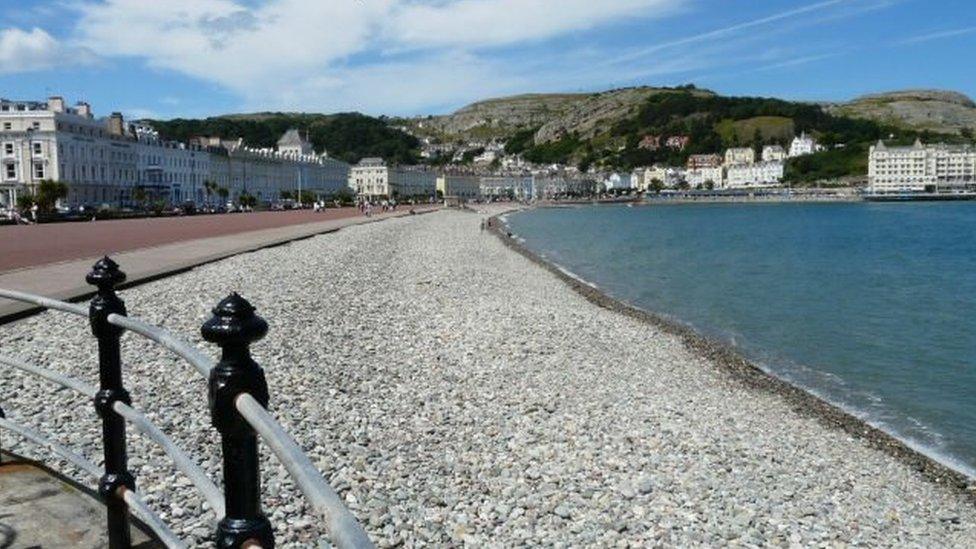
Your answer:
[1,207,975,546]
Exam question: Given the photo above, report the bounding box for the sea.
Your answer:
[505,201,976,477]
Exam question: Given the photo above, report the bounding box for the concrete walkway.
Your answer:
[0,208,436,323]
[0,453,158,547]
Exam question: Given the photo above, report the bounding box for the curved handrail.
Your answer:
[0,354,97,397]
[0,353,225,518]
[114,402,225,519]
[0,417,185,547]
[0,416,101,478]
[107,314,213,377]
[236,394,374,549]
[0,288,88,317]
[119,487,187,549]
[0,287,374,547]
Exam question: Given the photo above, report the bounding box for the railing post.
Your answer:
[87,256,135,549]
[202,293,274,549]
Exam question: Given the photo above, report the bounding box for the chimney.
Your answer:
[47,96,65,113]
[76,101,92,119]
[108,112,125,136]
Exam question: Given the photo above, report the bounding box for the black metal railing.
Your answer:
[0,257,373,549]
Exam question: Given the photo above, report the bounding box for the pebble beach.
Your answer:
[2,206,976,547]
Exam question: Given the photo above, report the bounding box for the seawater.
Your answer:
[506,202,976,477]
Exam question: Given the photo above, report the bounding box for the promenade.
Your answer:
[0,206,435,322]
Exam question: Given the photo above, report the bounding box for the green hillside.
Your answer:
[149,112,420,165]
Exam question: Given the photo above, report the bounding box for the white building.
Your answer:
[605,172,634,191]
[868,139,976,193]
[0,97,143,209]
[640,165,685,190]
[349,158,436,199]
[0,96,350,210]
[725,147,755,166]
[686,166,724,189]
[436,174,482,201]
[725,161,784,188]
[789,132,821,157]
[762,145,787,162]
[480,175,534,200]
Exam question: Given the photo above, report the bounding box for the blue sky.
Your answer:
[0,0,973,119]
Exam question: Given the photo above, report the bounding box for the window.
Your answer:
[5,163,14,179]
[2,122,10,130]
[33,162,44,179]
[32,122,40,130]
[33,142,42,155]
[3,143,11,155]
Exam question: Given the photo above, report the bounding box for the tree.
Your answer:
[35,180,68,212]
[705,179,715,190]
[218,187,230,203]
[649,178,664,194]
[280,190,293,200]
[239,192,257,209]
[962,127,974,140]
[132,187,148,209]
[203,180,217,206]
[15,193,33,211]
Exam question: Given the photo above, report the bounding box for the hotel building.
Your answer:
[0,96,350,210]
[349,158,437,199]
[868,139,976,193]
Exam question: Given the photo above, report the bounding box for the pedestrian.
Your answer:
[30,203,38,224]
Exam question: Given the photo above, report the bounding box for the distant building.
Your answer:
[789,132,821,157]
[349,158,437,199]
[868,139,976,193]
[639,135,661,151]
[724,147,755,166]
[686,166,724,189]
[436,173,481,201]
[725,161,784,188]
[605,172,634,191]
[666,135,691,150]
[480,174,534,200]
[686,154,722,169]
[762,145,787,162]
[641,165,685,189]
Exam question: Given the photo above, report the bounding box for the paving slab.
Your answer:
[0,207,437,323]
[0,453,158,548]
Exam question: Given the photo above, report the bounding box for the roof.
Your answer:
[277,128,306,147]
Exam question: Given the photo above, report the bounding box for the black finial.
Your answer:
[201,293,268,347]
[86,256,126,291]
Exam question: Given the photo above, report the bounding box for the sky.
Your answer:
[0,0,974,119]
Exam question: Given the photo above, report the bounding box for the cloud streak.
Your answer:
[899,26,976,45]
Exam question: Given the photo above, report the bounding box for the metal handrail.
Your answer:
[107,314,213,377]
[119,487,186,549]
[0,416,101,477]
[0,353,225,518]
[0,354,97,397]
[0,288,88,317]
[0,417,184,547]
[113,402,225,519]
[1,282,375,548]
[236,394,374,549]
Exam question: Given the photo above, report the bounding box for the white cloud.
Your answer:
[71,0,682,113]
[0,27,64,73]
[0,26,99,74]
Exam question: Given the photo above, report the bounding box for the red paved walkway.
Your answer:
[0,208,389,273]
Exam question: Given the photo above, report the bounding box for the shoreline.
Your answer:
[489,208,976,500]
